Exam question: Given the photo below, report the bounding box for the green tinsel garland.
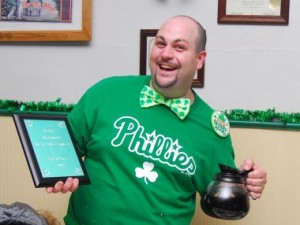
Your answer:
[224,108,300,125]
[0,98,74,114]
[1,99,300,125]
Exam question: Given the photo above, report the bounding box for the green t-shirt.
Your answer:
[65,75,236,225]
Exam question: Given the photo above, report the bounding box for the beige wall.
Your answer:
[192,127,300,225]
[1,115,299,224]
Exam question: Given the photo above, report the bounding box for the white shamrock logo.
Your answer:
[135,161,158,185]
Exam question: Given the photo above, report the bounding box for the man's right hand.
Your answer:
[46,177,79,193]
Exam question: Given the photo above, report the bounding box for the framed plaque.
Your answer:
[0,0,92,41]
[218,0,290,25]
[13,113,90,188]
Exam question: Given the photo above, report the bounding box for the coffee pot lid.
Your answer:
[217,163,251,183]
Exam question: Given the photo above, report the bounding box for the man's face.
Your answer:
[149,17,206,97]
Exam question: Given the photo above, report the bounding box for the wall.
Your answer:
[1,115,300,225]
[0,1,300,112]
[194,127,300,225]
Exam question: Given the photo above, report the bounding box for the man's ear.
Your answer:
[196,51,207,70]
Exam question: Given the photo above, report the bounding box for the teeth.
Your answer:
[160,64,175,70]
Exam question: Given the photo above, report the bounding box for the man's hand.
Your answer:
[46,177,79,194]
[240,159,267,200]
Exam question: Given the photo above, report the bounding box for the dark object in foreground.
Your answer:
[202,164,252,220]
[0,202,48,225]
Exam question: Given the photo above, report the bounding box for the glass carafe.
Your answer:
[201,163,252,220]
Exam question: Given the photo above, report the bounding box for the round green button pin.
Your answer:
[211,111,230,137]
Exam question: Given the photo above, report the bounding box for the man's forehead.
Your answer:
[155,35,189,44]
[157,27,196,44]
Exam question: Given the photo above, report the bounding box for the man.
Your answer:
[47,15,267,225]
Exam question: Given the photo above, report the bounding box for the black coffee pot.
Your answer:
[201,163,252,220]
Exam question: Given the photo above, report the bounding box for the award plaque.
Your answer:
[13,113,90,188]
[218,0,290,25]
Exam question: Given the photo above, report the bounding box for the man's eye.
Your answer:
[176,45,185,51]
[156,41,166,47]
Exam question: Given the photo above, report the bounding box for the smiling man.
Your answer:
[150,16,206,101]
[46,15,267,225]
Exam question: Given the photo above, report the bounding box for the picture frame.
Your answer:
[0,0,91,41]
[139,29,205,88]
[13,113,90,187]
[218,0,290,25]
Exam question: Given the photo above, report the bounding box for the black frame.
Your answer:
[139,29,205,88]
[13,113,90,188]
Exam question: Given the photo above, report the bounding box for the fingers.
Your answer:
[246,178,265,195]
[247,167,267,187]
[239,159,255,171]
[248,191,261,200]
[246,181,264,200]
[46,186,54,193]
[70,178,79,192]
[239,159,267,200]
[46,178,79,194]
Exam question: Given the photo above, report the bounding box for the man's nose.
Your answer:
[161,46,174,59]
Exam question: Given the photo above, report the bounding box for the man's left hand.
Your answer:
[240,159,267,200]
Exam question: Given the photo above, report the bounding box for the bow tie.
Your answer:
[139,85,190,120]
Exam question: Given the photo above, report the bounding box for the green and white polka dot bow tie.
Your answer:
[140,85,190,120]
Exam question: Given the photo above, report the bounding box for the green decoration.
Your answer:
[224,108,300,125]
[0,98,75,115]
[1,99,300,129]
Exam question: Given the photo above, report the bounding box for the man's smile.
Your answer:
[158,62,179,72]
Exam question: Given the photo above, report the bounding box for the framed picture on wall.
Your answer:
[13,113,90,187]
[218,0,290,25]
[139,29,205,88]
[0,0,91,41]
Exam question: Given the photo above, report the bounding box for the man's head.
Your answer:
[149,15,207,98]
